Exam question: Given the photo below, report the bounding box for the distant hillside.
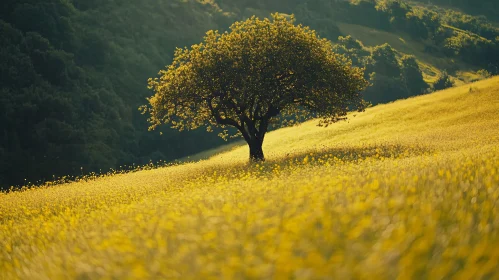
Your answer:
[410,0,499,21]
[0,0,230,188]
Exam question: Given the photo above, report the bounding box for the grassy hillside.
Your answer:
[1,77,499,279]
[336,22,480,85]
[3,0,498,189]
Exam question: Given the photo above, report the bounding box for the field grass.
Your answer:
[336,22,480,85]
[1,77,499,279]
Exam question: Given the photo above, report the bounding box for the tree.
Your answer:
[143,14,368,162]
[370,44,401,78]
[338,35,363,50]
[433,71,454,91]
[400,55,429,95]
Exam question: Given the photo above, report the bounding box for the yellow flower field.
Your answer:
[1,77,499,279]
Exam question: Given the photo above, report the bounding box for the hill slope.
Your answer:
[1,78,499,279]
[3,0,499,188]
[336,22,480,85]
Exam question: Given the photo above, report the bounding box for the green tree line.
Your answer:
[0,0,231,189]
[294,0,499,72]
[411,0,499,20]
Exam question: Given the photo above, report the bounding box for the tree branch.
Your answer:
[206,98,240,129]
[206,98,251,143]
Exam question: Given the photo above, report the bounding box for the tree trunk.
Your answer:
[249,139,264,162]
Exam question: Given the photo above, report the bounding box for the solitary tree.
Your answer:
[143,14,368,162]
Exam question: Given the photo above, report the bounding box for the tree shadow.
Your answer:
[176,140,246,163]
[257,143,433,172]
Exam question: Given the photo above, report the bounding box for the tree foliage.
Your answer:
[433,71,454,91]
[400,55,429,95]
[411,0,499,20]
[334,37,430,104]
[144,14,368,161]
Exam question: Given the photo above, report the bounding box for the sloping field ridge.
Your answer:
[1,77,499,279]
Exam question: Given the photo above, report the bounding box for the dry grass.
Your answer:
[1,77,499,279]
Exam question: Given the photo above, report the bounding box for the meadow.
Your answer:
[1,77,499,279]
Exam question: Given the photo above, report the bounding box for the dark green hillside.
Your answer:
[411,0,499,20]
[0,0,229,188]
[1,0,498,189]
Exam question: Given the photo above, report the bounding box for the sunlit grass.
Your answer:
[1,77,499,279]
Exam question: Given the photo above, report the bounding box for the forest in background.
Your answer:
[1,0,498,189]
[411,0,499,19]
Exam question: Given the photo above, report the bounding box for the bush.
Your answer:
[400,55,429,95]
[363,72,410,104]
[477,69,492,79]
[433,71,454,91]
[368,44,401,78]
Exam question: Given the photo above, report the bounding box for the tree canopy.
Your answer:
[144,14,368,161]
